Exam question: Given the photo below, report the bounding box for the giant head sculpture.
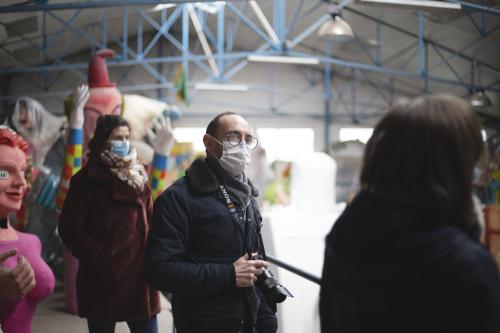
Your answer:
[83,49,122,155]
[0,127,29,218]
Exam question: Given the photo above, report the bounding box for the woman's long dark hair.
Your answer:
[88,115,130,156]
[361,95,484,238]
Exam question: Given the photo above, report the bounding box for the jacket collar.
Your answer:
[86,157,149,205]
[186,157,258,196]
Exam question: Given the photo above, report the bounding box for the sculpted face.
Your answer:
[83,87,122,155]
[0,145,27,217]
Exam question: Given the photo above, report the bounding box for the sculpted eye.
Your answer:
[0,170,10,179]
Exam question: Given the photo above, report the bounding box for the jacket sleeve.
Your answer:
[255,287,278,333]
[253,203,278,333]
[437,241,500,333]
[58,173,102,262]
[319,232,336,333]
[144,185,236,296]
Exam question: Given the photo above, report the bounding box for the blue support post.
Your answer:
[351,68,358,124]
[269,64,276,112]
[275,0,286,50]
[182,5,189,77]
[470,61,476,93]
[482,10,487,35]
[418,11,425,78]
[424,41,429,93]
[157,37,163,99]
[226,19,234,67]
[161,6,167,24]
[42,11,48,92]
[123,7,128,61]
[102,9,108,48]
[390,77,395,104]
[217,5,225,79]
[323,41,333,149]
[137,14,143,61]
[376,21,381,66]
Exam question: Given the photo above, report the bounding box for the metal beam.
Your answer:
[344,6,500,74]
[226,2,277,49]
[0,1,235,13]
[445,0,500,16]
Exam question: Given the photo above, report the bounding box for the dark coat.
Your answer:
[145,158,277,333]
[320,190,500,333]
[58,158,160,321]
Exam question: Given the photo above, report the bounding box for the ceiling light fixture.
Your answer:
[470,61,494,110]
[470,90,493,108]
[356,0,461,10]
[195,82,250,92]
[247,55,320,65]
[150,3,176,11]
[317,4,354,42]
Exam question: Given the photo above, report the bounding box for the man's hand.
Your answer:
[147,116,175,156]
[0,250,36,298]
[69,84,90,129]
[233,253,269,288]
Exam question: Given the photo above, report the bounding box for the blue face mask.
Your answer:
[110,140,130,158]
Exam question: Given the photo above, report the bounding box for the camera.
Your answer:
[253,255,293,304]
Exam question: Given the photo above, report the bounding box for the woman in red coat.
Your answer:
[58,115,160,333]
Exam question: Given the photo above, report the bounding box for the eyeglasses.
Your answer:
[210,132,259,150]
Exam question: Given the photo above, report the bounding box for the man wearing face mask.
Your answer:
[145,112,278,333]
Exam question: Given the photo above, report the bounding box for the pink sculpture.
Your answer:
[0,126,55,333]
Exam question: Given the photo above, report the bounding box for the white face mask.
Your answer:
[217,140,251,176]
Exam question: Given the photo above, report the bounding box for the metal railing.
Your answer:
[266,254,322,285]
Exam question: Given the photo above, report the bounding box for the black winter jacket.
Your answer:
[320,190,500,333]
[145,158,277,333]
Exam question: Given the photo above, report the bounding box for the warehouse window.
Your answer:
[173,127,206,152]
[257,128,314,162]
[339,127,373,144]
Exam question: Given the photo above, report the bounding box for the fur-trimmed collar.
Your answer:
[186,158,259,196]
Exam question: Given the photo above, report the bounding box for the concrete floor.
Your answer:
[32,284,174,333]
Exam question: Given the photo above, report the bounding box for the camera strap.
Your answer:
[219,184,253,257]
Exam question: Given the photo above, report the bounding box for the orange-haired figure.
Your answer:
[0,126,55,333]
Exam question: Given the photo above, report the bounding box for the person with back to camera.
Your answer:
[319,95,500,333]
[145,112,282,333]
[58,115,160,333]
[0,126,54,333]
